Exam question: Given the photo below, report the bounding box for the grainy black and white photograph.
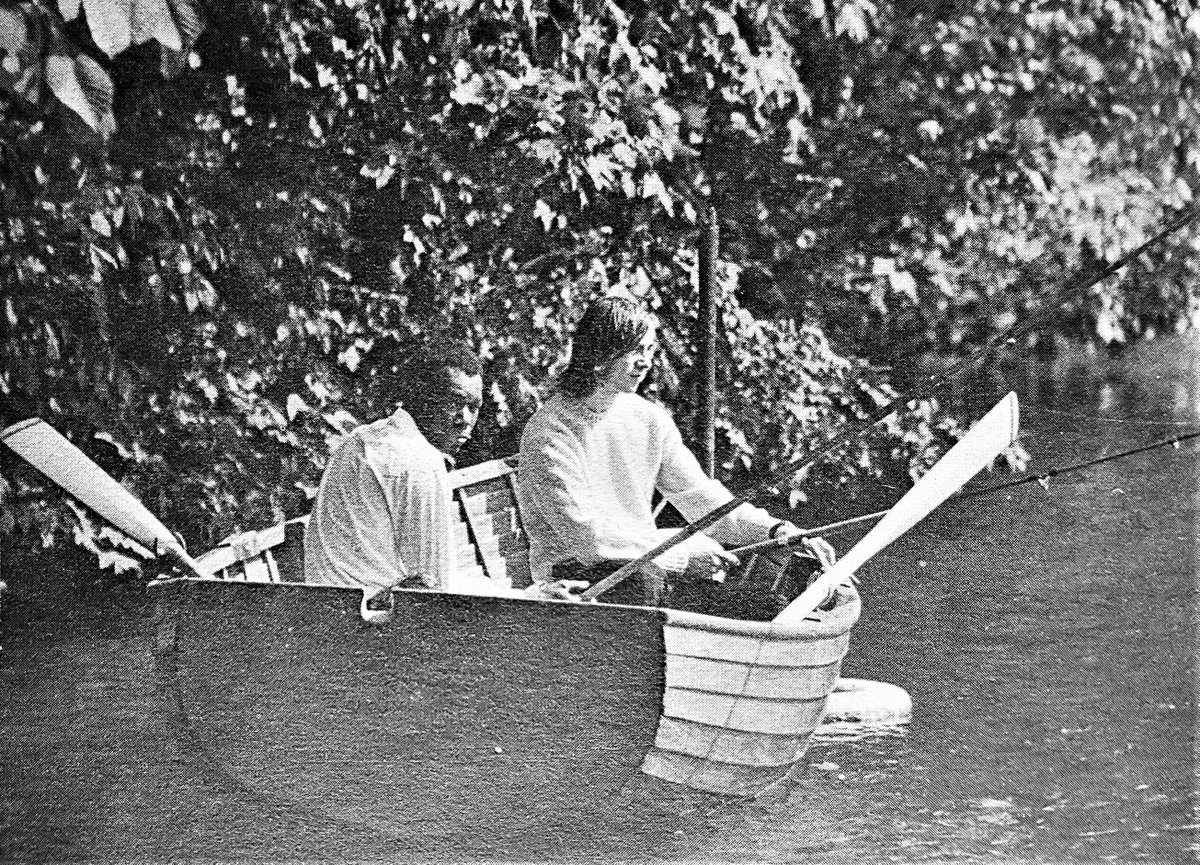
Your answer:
[0,1,1197,862]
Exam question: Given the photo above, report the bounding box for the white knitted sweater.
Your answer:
[517,392,780,582]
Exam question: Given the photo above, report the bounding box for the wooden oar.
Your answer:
[773,391,1020,625]
[1,418,209,578]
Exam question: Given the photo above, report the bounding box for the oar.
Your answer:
[582,209,1196,603]
[773,391,1020,624]
[1,418,210,578]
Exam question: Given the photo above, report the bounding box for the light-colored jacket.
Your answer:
[517,392,779,582]
[304,407,454,593]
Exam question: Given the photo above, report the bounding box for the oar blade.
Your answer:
[775,392,1020,624]
[2,418,186,562]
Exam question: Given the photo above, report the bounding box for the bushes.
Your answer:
[1,0,1196,574]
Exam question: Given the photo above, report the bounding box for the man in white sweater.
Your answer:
[518,297,835,611]
[305,339,581,604]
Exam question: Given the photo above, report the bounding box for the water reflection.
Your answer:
[1099,380,1116,411]
[813,720,910,743]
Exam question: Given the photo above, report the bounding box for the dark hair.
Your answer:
[560,297,652,399]
[366,335,481,408]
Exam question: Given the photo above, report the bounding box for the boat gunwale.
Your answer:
[663,585,860,640]
[149,576,860,641]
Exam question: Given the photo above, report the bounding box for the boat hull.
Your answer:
[153,578,859,834]
[156,580,669,835]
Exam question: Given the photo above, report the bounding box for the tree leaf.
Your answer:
[166,0,203,45]
[45,54,100,132]
[90,211,112,236]
[74,54,115,138]
[834,3,868,41]
[131,0,182,51]
[97,547,145,574]
[533,198,554,231]
[888,269,919,304]
[0,7,27,56]
[286,393,309,421]
[82,0,133,58]
[0,5,39,102]
[58,0,84,21]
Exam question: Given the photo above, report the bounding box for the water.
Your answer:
[694,335,1199,864]
[1,335,1196,863]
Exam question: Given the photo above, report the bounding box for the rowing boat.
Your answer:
[1,391,1018,837]
[150,456,862,833]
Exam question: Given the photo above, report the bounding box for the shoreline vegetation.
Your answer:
[2,0,1197,576]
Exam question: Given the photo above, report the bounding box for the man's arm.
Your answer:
[654,413,837,569]
[382,448,455,590]
[654,413,778,545]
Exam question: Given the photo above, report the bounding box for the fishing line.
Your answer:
[1024,405,1200,428]
[779,427,1200,544]
[960,428,1200,498]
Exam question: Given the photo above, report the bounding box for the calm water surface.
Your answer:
[697,335,1198,864]
[1,336,1196,864]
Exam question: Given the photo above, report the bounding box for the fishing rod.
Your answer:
[581,203,1200,601]
[961,427,1200,498]
[727,425,1200,558]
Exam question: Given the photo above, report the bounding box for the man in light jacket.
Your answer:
[518,297,835,612]
[306,338,581,604]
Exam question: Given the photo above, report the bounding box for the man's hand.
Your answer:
[364,585,395,611]
[527,579,591,601]
[682,549,741,584]
[774,523,838,570]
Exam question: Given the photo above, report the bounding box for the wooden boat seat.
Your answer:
[195,456,532,589]
[449,455,532,589]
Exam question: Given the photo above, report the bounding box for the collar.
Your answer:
[387,406,458,468]
[385,405,420,435]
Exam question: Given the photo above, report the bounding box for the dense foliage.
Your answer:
[2,0,1197,574]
